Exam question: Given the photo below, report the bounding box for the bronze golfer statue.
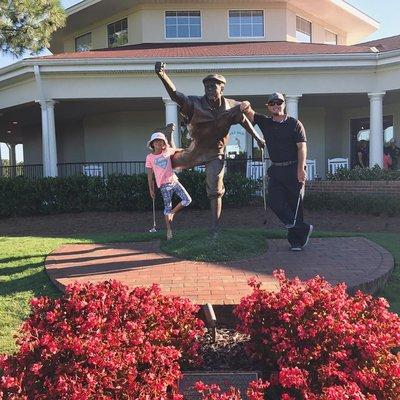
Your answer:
[155,62,265,236]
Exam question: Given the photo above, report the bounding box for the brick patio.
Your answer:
[44,237,394,305]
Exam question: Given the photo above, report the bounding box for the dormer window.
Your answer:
[296,16,311,43]
[229,10,264,38]
[75,33,92,52]
[107,18,128,48]
[165,11,201,39]
[325,29,337,45]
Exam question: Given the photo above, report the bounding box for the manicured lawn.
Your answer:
[0,229,398,354]
[160,228,267,261]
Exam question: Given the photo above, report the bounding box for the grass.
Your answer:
[0,228,398,354]
[160,229,267,261]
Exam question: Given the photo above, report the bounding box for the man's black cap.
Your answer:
[202,74,226,85]
[267,92,285,103]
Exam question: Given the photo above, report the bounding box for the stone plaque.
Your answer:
[179,371,258,399]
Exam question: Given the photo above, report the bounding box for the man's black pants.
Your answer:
[267,164,309,246]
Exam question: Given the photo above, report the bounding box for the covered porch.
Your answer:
[1,90,400,179]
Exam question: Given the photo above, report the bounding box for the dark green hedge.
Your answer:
[305,192,400,216]
[327,165,400,181]
[2,172,398,218]
[0,171,259,218]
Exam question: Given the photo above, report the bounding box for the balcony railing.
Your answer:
[0,158,270,181]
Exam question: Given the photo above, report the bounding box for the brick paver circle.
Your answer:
[45,237,394,305]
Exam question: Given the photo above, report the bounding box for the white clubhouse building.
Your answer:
[0,0,399,177]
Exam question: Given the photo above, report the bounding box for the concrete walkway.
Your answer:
[45,237,393,305]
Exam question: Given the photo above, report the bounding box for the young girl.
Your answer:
[145,130,192,240]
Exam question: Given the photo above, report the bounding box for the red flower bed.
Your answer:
[0,280,204,399]
[234,270,400,399]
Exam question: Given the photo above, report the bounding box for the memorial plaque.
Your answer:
[179,371,258,399]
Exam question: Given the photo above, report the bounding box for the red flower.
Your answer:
[234,270,400,399]
[0,280,204,399]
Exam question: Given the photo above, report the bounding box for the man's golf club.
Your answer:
[292,183,304,227]
[149,197,157,233]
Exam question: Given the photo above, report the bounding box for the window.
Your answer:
[75,33,92,52]
[296,16,311,43]
[165,11,201,38]
[229,10,264,38]
[107,18,128,48]
[325,30,337,45]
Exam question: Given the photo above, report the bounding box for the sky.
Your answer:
[1,0,399,161]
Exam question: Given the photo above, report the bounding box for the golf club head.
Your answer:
[149,227,157,233]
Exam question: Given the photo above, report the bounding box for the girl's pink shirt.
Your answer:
[145,147,177,187]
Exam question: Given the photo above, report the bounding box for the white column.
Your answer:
[368,92,385,168]
[47,100,58,176]
[285,95,302,119]
[39,100,58,177]
[163,98,180,147]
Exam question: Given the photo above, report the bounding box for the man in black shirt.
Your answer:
[241,93,313,250]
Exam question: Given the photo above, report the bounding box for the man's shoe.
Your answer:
[290,245,302,251]
[301,224,313,248]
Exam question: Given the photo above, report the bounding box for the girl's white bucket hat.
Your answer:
[147,132,168,149]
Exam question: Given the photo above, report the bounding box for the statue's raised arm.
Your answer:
[155,62,184,106]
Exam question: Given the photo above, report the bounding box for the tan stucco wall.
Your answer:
[300,107,326,178]
[57,121,85,163]
[83,110,164,162]
[324,108,348,174]
[61,2,350,51]
[22,125,42,165]
[21,120,85,164]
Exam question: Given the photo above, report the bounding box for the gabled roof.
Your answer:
[34,41,377,61]
[358,34,400,52]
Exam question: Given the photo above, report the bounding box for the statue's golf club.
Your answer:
[149,198,157,233]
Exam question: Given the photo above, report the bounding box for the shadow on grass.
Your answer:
[0,261,44,277]
[0,268,59,298]
[0,255,48,264]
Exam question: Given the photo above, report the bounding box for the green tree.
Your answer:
[0,0,66,56]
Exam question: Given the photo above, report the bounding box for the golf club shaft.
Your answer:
[261,148,267,212]
[292,183,304,227]
[152,197,156,228]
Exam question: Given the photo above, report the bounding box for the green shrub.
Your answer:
[223,173,260,207]
[305,192,400,216]
[178,170,209,209]
[0,171,260,218]
[327,165,400,181]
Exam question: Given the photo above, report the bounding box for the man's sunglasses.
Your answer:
[267,100,284,106]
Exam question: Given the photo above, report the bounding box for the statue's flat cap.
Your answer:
[202,74,226,85]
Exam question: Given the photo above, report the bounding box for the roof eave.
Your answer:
[3,49,400,87]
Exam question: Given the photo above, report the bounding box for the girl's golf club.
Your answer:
[149,197,157,233]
